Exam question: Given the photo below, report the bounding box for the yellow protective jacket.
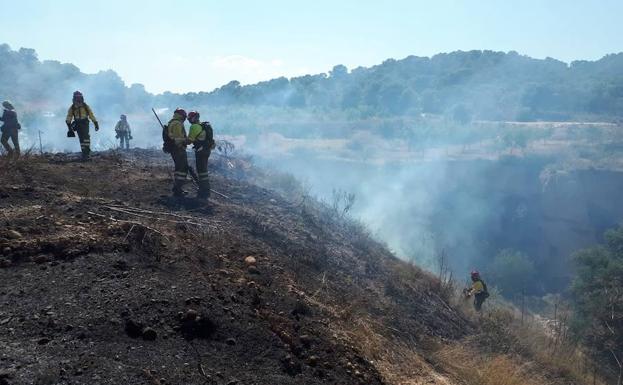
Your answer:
[167,112,187,147]
[188,122,216,152]
[188,123,205,143]
[471,280,484,295]
[66,103,97,124]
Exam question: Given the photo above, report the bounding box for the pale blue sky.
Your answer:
[2,0,621,93]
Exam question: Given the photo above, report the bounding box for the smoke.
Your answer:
[5,43,623,297]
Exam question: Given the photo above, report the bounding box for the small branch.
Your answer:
[122,224,136,242]
[87,211,170,241]
[102,206,205,226]
[611,349,623,369]
[210,189,230,199]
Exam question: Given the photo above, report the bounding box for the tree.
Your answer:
[329,64,348,79]
[571,226,623,383]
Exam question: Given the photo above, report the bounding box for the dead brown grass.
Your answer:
[466,306,606,385]
[338,315,452,385]
[435,344,543,385]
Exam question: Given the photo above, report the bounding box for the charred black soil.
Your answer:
[0,150,469,385]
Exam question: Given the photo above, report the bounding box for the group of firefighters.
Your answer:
[2,90,216,201]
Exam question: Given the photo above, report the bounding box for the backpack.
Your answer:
[194,122,215,151]
[480,280,490,299]
[162,123,173,153]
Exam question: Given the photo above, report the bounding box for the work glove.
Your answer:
[94,121,100,131]
[129,135,133,140]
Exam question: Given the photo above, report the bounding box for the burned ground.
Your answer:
[0,150,470,385]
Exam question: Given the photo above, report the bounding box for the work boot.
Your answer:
[197,188,210,201]
[172,187,187,198]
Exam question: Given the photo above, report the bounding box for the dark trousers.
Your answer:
[171,147,188,196]
[75,120,91,158]
[119,132,130,149]
[1,127,19,157]
[195,150,210,198]
[474,293,487,311]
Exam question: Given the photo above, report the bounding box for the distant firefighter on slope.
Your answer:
[463,270,490,311]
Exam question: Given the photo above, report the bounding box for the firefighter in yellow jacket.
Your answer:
[464,270,489,311]
[166,108,188,197]
[65,91,99,160]
[187,111,215,200]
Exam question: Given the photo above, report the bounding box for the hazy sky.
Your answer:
[2,0,621,93]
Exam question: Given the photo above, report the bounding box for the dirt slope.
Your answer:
[0,150,468,385]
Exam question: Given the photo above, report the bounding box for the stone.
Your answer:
[244,256,256,266]
[308,355,319,367]
[142,327,158,341]
[184,309,198,322]
[247,266,260,275]
[225,337,236,346]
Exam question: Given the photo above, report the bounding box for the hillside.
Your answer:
[0,150,604,385]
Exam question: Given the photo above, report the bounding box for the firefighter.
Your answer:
[187,111,215,200]
[166,108,188,197]
[464,270,490,311]
[65,91,99,160]
[0,100,20,159]
[115,114,132,150]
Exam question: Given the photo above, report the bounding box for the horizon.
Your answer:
[2,0,622,94]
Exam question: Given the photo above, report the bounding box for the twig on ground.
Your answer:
[122,224,136,242]
[105,205,199,220]
[86,211,170,241]
[102,206,205,226]
[210,189,230,199]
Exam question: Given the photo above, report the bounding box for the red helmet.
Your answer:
[73,90,84,103]
[470,270,480,279]
[187,111,200,123]
[174,108,187,120]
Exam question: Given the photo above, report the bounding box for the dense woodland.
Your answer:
[2,43,623,124]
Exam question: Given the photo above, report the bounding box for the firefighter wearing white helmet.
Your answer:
[115,114,132,150]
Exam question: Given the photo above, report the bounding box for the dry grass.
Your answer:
[435,344,543,385]
[338,315,453,385]
[464,306,606,385]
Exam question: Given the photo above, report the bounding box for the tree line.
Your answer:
[2,44,623,123]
